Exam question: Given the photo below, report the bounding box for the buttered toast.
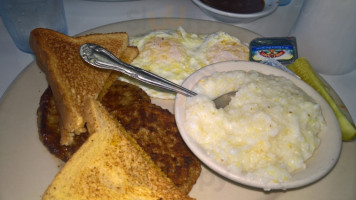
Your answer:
[42,98,194,200]
[29,28,138,145]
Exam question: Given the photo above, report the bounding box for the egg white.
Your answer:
[119,27,249,99]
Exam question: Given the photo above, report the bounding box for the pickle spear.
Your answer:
[287,58,356,141]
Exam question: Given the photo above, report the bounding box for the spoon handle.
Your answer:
[79,43,197,97]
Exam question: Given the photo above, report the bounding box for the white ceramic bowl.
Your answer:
[191,0,279,23]
[174,61,342,190]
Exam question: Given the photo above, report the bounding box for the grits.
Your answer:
[184,70,325,184]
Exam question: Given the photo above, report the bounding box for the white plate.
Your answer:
[174,61,342,190]
[0,18,355,200]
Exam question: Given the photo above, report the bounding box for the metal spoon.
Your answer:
[213,91,237,109]
[79,43,235,108]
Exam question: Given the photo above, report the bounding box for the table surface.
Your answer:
[0,0,355,199]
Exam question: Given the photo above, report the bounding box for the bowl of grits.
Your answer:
[174,60,342,190]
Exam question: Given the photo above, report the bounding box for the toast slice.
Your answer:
[30,28,138,145]
[42,98,194,200]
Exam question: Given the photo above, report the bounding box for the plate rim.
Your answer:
[75,17,261,37]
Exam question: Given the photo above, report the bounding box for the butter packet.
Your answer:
[249,37,298,65]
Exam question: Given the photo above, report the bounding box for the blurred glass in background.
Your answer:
[0,0,67,53]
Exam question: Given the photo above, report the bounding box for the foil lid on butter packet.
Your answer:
[249,37,298,65]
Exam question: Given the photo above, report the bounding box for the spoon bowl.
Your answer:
[213,91,237,109]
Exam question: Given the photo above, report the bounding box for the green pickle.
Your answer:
[287,58,356,141]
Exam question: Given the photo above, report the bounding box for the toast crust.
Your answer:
[42,99,194,200]
[30,28,138,145]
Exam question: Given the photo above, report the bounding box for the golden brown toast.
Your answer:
[30,28,138,145]
[42,98,194,200]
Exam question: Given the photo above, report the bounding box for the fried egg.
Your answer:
[119,27,249,99]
